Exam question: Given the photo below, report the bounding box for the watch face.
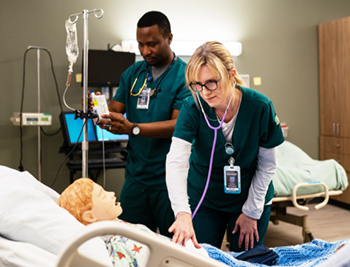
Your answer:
[133,126,140,135]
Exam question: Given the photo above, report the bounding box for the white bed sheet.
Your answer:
[0,235,55,267]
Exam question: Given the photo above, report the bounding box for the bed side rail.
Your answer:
[272,181,343,211]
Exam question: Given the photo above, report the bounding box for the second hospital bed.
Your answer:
[270,141,348,242]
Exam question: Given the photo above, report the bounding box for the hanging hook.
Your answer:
[68,12,81,24]
[68,8,103,24]
[93,9,104,19]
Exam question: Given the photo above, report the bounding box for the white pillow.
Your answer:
[0,165,60,201]
[0,166,112,267]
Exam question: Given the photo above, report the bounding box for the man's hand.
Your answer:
[168,212,201,248]
[98,112,133,135]
[232,213,259,251]
[81,91,101,112]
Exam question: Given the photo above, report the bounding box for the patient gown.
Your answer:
[104,221,169,267]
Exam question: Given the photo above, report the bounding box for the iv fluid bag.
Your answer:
[65,20,79,69]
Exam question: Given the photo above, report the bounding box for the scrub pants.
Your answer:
[119,178,174,238]
[191,203,271,252]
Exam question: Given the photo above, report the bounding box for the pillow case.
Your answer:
[0,165,60,201]
[0,166,112,267]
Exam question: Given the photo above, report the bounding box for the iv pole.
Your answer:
[67,9,103,178]
[26,46,50,182]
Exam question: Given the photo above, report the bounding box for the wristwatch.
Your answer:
[131,123,140,137]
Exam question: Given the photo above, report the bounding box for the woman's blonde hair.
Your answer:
[185,41,245,101]
[57,178,94,225]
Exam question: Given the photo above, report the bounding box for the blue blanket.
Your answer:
[202,239,348,266]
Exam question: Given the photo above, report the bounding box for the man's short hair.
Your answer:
[137,11,171,37]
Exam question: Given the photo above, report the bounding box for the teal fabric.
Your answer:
[190,202,271,252]
[113,58,191,190]
[119,178,174,237]
[273,141,348,197]
[173,86,285,213]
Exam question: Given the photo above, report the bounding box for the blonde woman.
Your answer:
[166,41,284,252]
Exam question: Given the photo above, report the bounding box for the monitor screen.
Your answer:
[60,111,129,147]
[95,127,129,142]
[60,112,97,147]
[82,49,135,87]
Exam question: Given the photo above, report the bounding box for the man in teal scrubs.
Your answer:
[98,11,191,237]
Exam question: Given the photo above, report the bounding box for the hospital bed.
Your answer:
[270,141,348,242]
[0,163,348,267]
[0,165,224,267]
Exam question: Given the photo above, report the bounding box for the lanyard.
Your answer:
[129,53,177,96]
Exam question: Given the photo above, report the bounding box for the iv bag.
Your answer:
[65,20,79,71]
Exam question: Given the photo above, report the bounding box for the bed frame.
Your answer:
[56,221,229,267]
[270,181,343,242]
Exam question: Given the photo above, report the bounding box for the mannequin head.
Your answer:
[57,178,122,225]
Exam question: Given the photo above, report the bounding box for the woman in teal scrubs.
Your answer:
[166,41,284,252]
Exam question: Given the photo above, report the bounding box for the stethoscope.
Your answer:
[129,53,177,97]
[191,84,235,219]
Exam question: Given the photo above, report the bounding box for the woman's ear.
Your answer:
[82,210,98,224]
[229,69,237,79]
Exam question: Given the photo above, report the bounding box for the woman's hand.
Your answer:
[232,213,259,251]
[168,212,201,248]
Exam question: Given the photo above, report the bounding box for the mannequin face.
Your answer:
[86,183,122,222]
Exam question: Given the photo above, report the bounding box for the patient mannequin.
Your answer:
[57,178,208,266]
[57,178,122,225]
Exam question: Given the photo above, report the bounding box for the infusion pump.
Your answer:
[11,112,52,126]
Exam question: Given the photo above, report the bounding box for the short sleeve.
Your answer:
[259,100,285,148]
[172,85,192,111]
[170,60,192,111]
[113,69,129,104]
[173,97,198,143]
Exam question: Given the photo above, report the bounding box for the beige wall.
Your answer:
[1,0,350,194]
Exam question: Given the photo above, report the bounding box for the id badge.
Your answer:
[224,165,241,194]
[137,88,151,109]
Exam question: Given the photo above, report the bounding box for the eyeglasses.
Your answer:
[189,79,220,92]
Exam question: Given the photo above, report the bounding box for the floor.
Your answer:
[264,202,350,248]
[221,201,350,251]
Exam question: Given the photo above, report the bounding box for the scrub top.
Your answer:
[173,86,285,213]
[113,57,191,190]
